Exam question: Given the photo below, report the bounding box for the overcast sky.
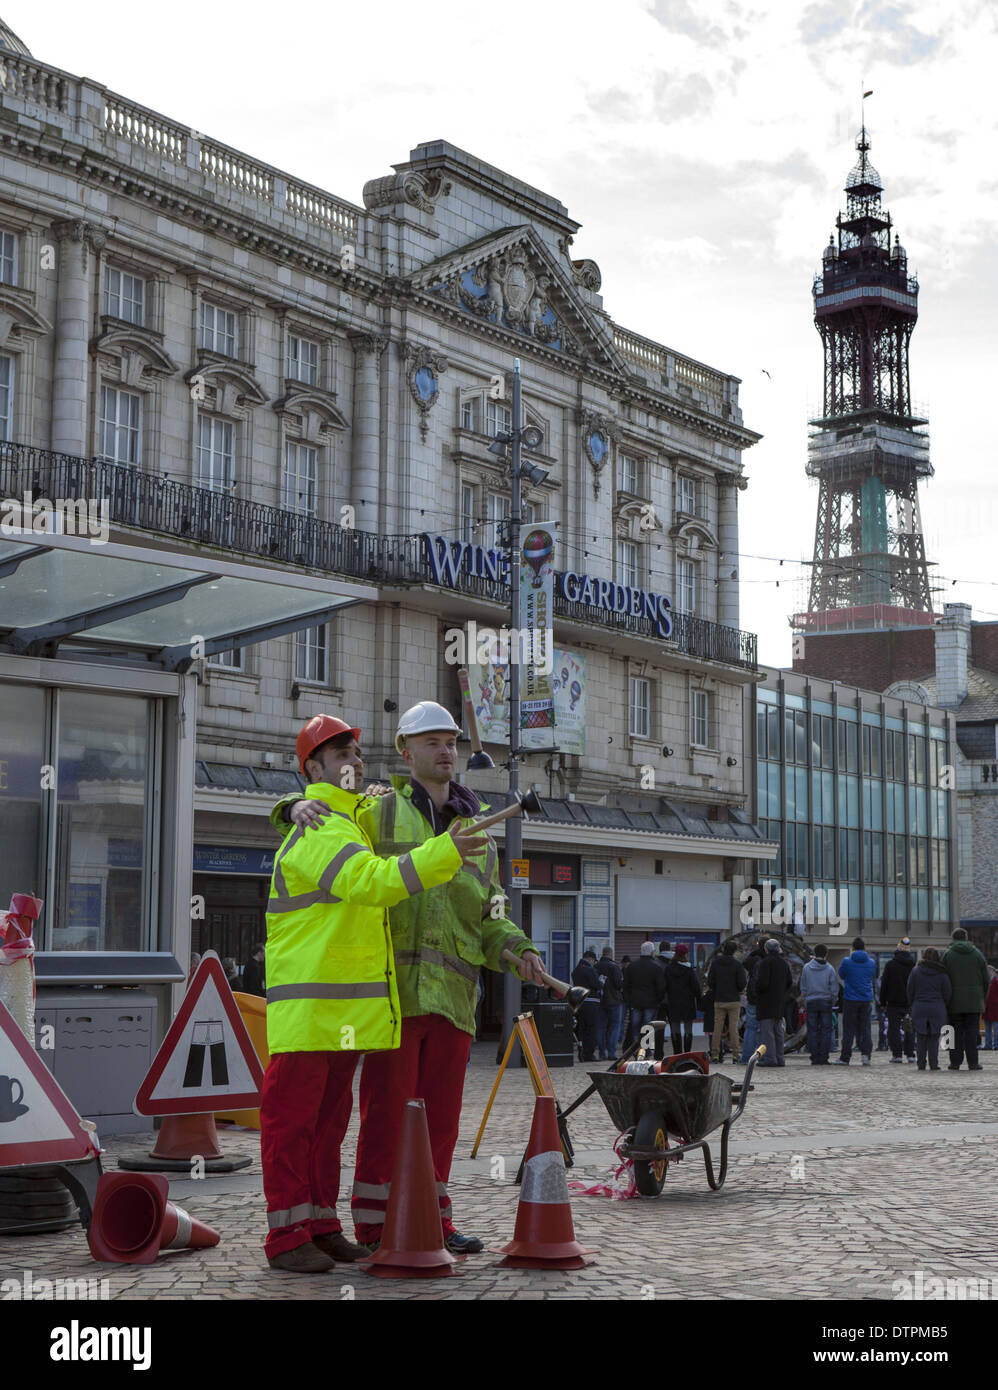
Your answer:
[11,0,997,667]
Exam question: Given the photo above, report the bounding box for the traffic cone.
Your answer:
[359,1099,463,1279]
[495,1095,596,1269]
[118,1113,252,1173]
[88,1173,220,1264]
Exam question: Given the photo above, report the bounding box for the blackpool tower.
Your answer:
[795,123,934,635]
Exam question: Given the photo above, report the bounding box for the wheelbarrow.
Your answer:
[587,1045,766,1195]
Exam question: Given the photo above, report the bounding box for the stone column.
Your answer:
[348,331,387,534]
[717,477,746,630]
[50,219,105,457]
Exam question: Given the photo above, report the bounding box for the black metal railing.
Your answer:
[0,441,757,669]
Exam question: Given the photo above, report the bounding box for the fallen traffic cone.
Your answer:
[359,1098,462,1279]
[88,1173,220,1264]
[495,1095,596,1269]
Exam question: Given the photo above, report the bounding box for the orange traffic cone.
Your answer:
[359,1099,463,1279]
[88,1173,220,1264]
[118,1113,251,1173]
[495,1095,596,1269]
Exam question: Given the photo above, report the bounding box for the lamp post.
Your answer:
[489,359,548,1054]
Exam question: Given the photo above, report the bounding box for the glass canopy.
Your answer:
[0,533,371,666]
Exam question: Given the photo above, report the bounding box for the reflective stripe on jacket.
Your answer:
[271,776,536,1036]
[265,781,462,1054]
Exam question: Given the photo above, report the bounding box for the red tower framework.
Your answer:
[795,125,934,635]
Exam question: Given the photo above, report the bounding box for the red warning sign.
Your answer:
[0,999,98,1168]
[134,951,264,1116]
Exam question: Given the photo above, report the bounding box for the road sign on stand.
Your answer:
[134,951,264,1117]
[0,998,98,1168]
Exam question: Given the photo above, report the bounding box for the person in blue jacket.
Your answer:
[836,937,878,1066]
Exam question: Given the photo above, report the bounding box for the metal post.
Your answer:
[502,359,524,1054]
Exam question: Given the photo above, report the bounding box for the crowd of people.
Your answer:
[569,928,996,1072]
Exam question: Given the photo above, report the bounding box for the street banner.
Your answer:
[467,646,585,754]
[552,650,586,755]
[520,525,555,749]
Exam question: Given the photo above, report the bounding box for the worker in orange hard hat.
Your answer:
[260,715,488,1273]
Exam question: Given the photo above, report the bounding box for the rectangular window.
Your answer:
[690,689,709,748]
[485,399,511,438]
[209,647,243,670]
[629,677,650,739]
[196,415,234,491]
[286,334,319,386]
[460,483,476,542]
[678,559,696,615]
[200,302,237,356]
[796,824,809,878]
[53,690,153,951]
[768,706,780,761]
[862,724,882,777]
[676,474,696,515]
[103,267,145,326]
[838,720,859,773]
[99,386,142,465]
[617,453,639,494]
[0,353,13,441]
[460,396,479,431]
[282,442,318,515]
[295,626,327,684]
[0,230,17,286]
[757,706,767,760]
[485,492,508,551]
[838,828,859,880]
[617,540,638,588]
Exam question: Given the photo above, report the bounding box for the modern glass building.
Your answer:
[749,667,958,954]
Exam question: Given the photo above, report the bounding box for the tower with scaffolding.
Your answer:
[793,122,934,637]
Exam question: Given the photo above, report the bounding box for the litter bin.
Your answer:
[520,1001,575,1068]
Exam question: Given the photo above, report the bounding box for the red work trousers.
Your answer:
[352,1014,471,1241]
[260,1049,359,1257]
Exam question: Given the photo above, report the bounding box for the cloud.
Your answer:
[647,0,726,44]
[858,1,943,63]
[799,2,854,45]
[652,71,715,121]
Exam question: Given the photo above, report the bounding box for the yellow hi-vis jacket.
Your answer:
[271,777,535,1036]
[265,781,463,1055]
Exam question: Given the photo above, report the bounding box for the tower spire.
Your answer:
[794,116,934,635]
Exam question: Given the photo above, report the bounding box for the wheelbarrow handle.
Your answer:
[731,1045,766,1123]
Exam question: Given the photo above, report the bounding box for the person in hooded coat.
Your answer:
[663,944,702,1055]
[942,928,989,1070]
[907,947,952,1071]
[879,938,916,1063]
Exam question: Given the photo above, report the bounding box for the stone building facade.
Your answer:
[0,26,772,1009]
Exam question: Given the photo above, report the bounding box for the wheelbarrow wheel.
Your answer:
[632,1110,669,1196]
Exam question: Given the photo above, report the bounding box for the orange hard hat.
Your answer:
[295,715,362,776]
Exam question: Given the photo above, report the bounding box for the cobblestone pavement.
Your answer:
[4,1047,997,1302]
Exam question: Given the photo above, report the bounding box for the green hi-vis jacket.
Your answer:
[265,781,463,1055]
[271,776,535,1036]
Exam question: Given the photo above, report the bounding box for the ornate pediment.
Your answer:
[671,518,717,551]
[185,360,267,414]
[272,387,349,441]
[0,289,52,348]
[410,226,624,371]
[91,324,178,381]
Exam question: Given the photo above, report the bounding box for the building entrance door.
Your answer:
[192,875,268,974]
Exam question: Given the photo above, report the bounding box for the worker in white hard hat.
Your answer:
[270,699,544,1254]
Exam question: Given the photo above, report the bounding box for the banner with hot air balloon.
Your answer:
[552,650,585,756]
[465,647,586,755]
[520,526,556,748]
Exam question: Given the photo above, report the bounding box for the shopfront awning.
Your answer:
[0,531,377,668]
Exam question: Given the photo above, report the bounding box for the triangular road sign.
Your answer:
[134,951,264,1116]
[0,999,98,1168]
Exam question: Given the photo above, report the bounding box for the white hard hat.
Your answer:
[395,700,461,754]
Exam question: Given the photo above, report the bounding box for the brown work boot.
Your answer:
[267,1241,336,1273]
[313,1231,368,1262]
